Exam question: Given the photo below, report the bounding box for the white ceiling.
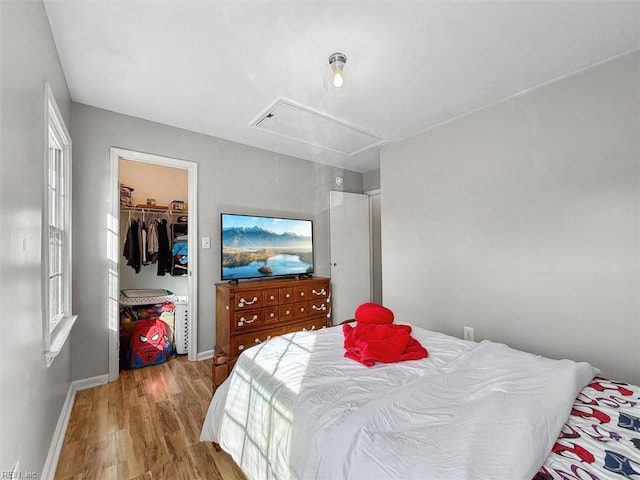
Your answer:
[43,1,640,173]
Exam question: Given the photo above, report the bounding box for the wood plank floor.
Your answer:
[55,356,246,480]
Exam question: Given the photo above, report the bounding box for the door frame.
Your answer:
[108,147,198,382]
[366,188,382,304]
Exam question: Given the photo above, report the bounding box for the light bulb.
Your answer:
[324,52,349,96]
[332,71,344,88]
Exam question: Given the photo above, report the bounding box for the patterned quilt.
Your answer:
[535,377,640,479]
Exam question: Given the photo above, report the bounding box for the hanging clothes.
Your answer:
[147,219,159,263]
[156,219,173,276]
[170,220,188,276]
[123,219,141,273]
[171,241,188,276]
[141,222,148,266]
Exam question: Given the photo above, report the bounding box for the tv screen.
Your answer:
[221,213,314,281]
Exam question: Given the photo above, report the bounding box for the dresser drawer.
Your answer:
[263,288,279,306]
[279,287,294,304]
[287,318,328,334]
[232,310,263,332]
[234,291,263,310]
[232,326,287,356]
[308,283,329,299]
[309,299,329,316]
[263,306,279,324]
[279,304,295,321]
[293,285,308,301]
[292,301,309,320]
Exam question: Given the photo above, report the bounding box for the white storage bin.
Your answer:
[174,296,189,354]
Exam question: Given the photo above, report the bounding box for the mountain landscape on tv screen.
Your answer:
[222,225,313,278]
[222,226,311,249]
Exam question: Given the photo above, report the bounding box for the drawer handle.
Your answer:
[238,315,258,327]
[238,296,258,307]
[303,325,316,332]
[312,304,327,311]
[238,345,245,351]
[300,307,305,312]
[285,310,290,315]
[254,336,272,345]
[269,295,275,300]
[269,312,275,318]
[285,293,291,298]
[299,292,305,297]
[311,288,326,296]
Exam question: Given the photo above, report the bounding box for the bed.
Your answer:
[200,323,640,479]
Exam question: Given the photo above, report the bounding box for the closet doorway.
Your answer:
[108,147,198,382]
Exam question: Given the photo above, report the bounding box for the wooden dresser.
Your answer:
[213,276,331,388]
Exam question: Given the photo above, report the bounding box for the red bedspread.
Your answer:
[343,323,428,367]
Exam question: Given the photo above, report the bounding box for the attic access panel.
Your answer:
[251,98,387,156]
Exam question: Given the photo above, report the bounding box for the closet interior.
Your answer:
[118,158,189,370]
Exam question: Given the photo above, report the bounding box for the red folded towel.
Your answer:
[343,322,428,367]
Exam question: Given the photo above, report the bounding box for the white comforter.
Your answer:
[200,325,597,480]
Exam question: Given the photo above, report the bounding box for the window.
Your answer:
[43,84,76,367]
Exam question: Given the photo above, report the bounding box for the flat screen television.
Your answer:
[221,213,314,281]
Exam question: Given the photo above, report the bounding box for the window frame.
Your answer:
[43,83,76,367]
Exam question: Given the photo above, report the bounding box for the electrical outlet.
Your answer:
[463,326,474,342]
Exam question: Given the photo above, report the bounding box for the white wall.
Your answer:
[120,158,188,207]
[381,52,640,384]
[70,102,363,380]
[0,0,73,474]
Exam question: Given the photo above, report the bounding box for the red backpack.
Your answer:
[128,319,172,368]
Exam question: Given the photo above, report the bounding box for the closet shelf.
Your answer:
[121,206,188,215]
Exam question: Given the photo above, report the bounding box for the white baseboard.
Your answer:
[197,349,214,361]
[41,373,109,479]
[41,384,76,480]
[72,374,109,391]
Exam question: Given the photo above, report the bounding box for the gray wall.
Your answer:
[70,102,362,380]
[363,169,381,192]
[0,0,73,474]
[381,52,640,384]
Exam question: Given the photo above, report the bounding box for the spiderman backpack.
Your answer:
[128,319,173,368]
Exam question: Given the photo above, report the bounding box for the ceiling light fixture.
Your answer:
[324,52,349,96]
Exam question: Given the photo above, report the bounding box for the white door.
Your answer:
[330,191,371,323]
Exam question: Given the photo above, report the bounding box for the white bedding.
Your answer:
[200,324,597,480]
